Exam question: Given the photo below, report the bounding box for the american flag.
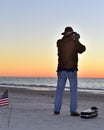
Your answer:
[0,90,9,106]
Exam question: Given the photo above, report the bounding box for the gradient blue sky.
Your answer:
[0,0,104,77]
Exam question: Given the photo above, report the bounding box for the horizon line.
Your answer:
[0,76,104,79]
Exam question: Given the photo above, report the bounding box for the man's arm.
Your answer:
[76,41,86,54]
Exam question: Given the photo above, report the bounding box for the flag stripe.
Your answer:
[0,103,9,106]
[0,98,8,101]
[0,90,9,107]
[0,98,9,106]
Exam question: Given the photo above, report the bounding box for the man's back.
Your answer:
[57,34,86,69]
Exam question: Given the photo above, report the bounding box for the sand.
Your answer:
[0,87,104,130]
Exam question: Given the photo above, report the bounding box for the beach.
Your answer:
[0,87,104,130]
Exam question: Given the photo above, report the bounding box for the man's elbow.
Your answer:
[79,46,86,54]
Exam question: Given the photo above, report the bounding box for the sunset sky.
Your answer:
[0,0,104,78]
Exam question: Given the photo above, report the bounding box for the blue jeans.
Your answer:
[54,70,78,113]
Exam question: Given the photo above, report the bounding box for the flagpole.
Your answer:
[8,104,12,128]
[0,89,11,128]
[7,89,12,128]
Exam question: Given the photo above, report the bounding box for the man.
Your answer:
[54,26,86,116]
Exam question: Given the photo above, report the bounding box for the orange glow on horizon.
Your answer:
[0,66,57,77]
[0,52,104,78]
[0,68,104,78]
[78,66,104,78]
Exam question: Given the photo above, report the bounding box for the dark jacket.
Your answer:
[57,33,86,70]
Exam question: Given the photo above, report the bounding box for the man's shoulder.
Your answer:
[56,39,62,47]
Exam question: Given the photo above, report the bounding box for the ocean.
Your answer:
[0,77,104,93]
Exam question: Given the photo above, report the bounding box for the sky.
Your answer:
[0,0,104,78]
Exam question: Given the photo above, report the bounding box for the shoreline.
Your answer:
[1,86,104,102]
[1,84,104,94]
